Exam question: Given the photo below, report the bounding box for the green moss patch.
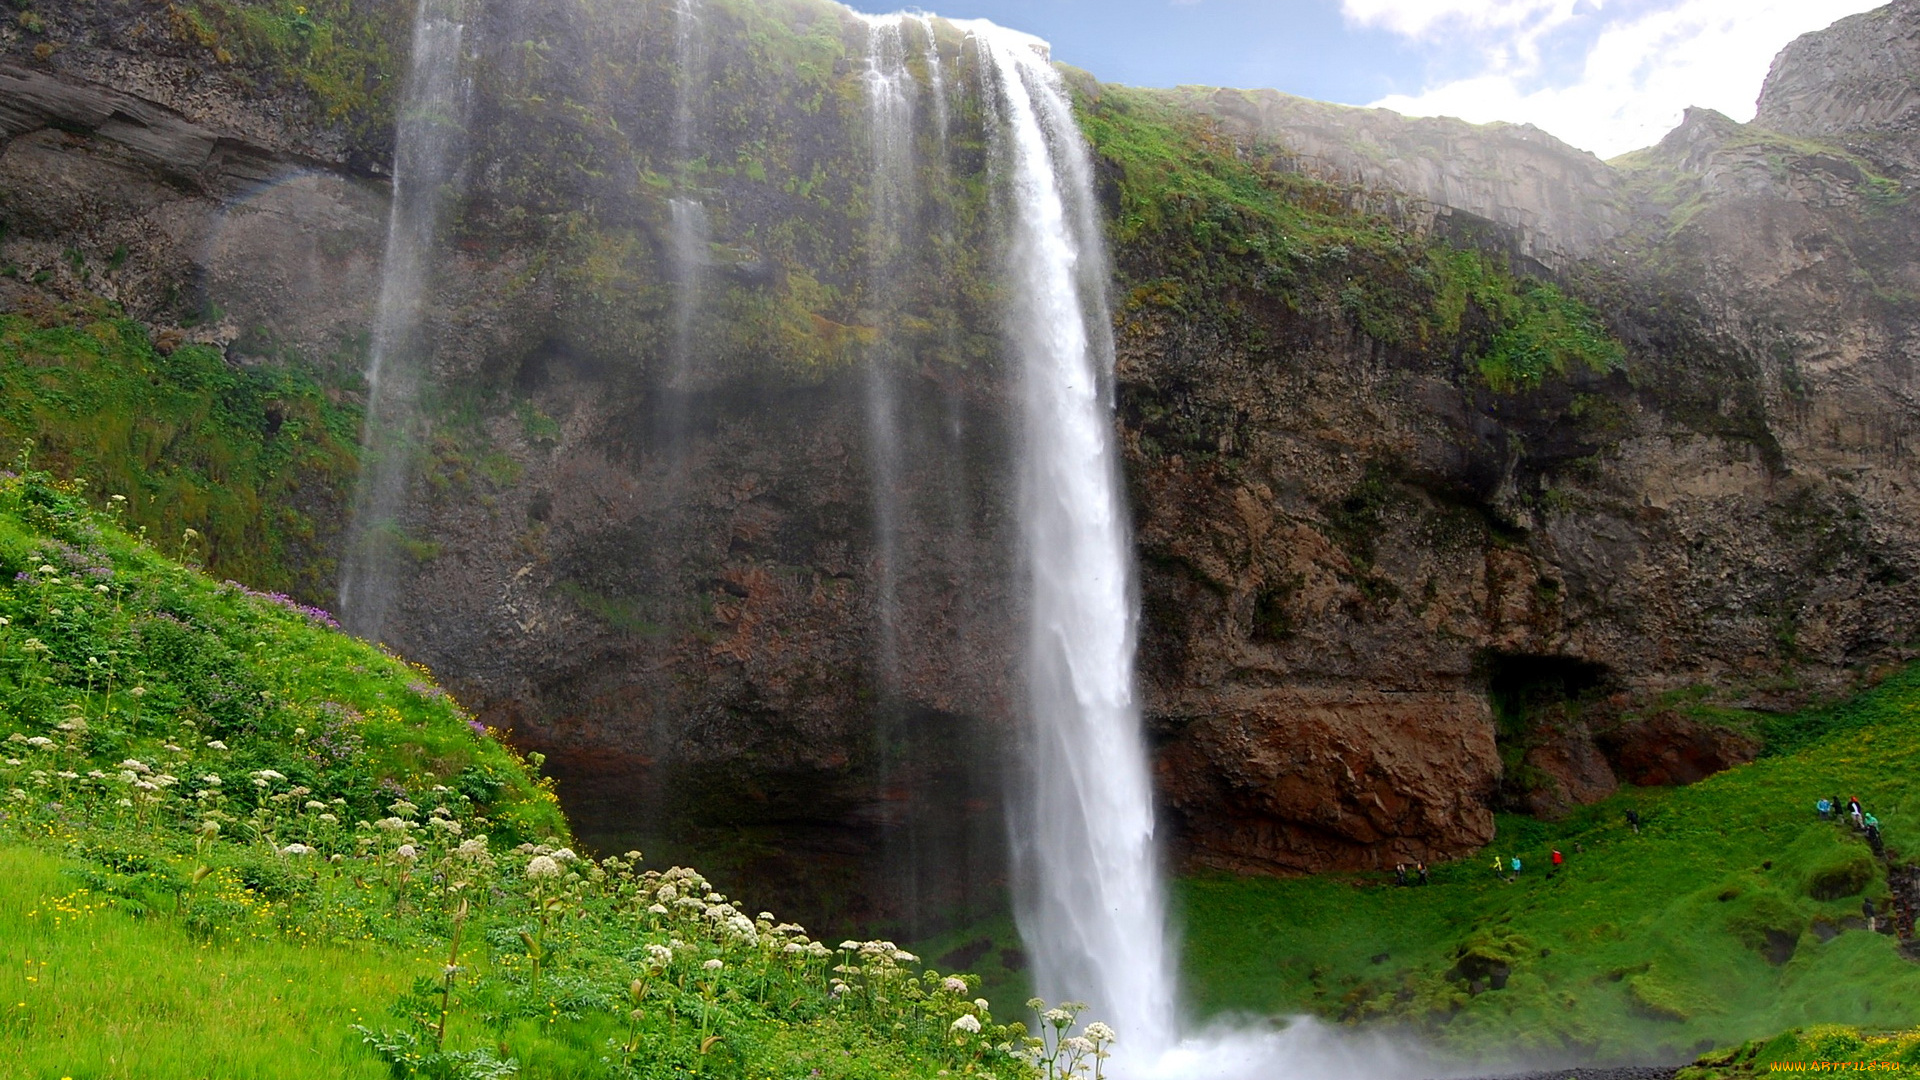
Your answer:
[1076,84,1622,392]
[0,312,360,602]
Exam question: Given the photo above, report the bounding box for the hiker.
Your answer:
[1416,862,1430,886]
[1395,863,1409,887]
[1817,798,1833,820]
[1625,809,1641,834]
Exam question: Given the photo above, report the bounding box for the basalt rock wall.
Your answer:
[6,0,1920,922]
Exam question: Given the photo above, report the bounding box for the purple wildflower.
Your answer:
[222,581,342,629]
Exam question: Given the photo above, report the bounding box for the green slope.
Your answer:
[1178,670,1920,1061]
[0,311,361,601]
[0,468,1054,1079]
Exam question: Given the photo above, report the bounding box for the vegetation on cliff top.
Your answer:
[4,0,410,160]
[1075,83,1624,393]
[167,0,413,156]
[0,468,1090,1079]
[0,309,361,602]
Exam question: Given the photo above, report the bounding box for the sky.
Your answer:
[852,0,1882,159]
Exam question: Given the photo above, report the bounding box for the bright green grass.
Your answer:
[0,843,409,1079]
[0,469,1041,1080]
[1177,668,1920,1061]
[0,313,360,600]
[0,467,564,843]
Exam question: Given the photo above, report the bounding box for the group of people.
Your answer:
[1816,794,1884,855]
[1487,847,1570,882]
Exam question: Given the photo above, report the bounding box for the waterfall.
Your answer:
[662,0,709,452]
[962,21,1178,1059]
[860,12,917,692]
[338,2,469,640]
[665,195,710,396]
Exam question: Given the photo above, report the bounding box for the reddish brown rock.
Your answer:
[1520,731,1619,818]
[1600,714,1762,788]
[1155,689,1500,874]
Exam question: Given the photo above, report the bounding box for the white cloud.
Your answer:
[1342,0,1575,37]
[1353,0,1882,159]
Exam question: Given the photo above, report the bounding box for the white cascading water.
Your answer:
[662,0,709,448]
[859,12,916,689]
[955,19,1439,1080]
[665,195,710,395]
[959,21,1180,1062]
[338,2,469,639]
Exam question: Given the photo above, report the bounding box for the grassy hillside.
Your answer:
[1175,669,1920,1061]
[0,310,361,602]
[0,468,1066,1079]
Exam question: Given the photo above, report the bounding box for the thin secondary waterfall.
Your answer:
[338,2,469,640]
[661,0,709,453]
[860,12,917,691]
[963,21,1179,1059]
[665,195,710,395]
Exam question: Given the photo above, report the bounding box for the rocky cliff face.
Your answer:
[1127,5,1920,870]
[1173,86,1629,269]
[5,0,1920,927]
[1756,1,1920,147]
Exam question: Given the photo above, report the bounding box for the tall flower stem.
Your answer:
[435,899,468,1050]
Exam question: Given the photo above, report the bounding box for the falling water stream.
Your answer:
[338,1,470,640]
[960,21,1179,1061]
[947,20,1437,1079]
[860,12,916,694]
[661,0,710,459]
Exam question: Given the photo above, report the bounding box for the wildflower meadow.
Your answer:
[0,466,1115,1079]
